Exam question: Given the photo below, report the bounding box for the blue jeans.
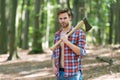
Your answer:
[56,71,82,80]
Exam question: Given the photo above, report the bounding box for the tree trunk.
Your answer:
[72,0,85,26]
[0,0,8,54]
[108,3,113,44]
[96,0,102,44]
[115,0,120,44]
[7,0,19,60]
[22,0,30,49]
[54,0,60,32]
[117,11,120,43]
[72,0,78,26]
[17,0,25,48]
[30,0,43,54]
[45,1,50,49]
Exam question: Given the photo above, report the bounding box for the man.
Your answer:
[51,8,86,80]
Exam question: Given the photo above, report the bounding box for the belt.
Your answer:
[59,68,82,73]
[59,68,64,71]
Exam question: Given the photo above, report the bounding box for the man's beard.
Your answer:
[61,22,69,28]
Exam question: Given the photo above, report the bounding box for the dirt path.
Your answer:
[0,45,120,80]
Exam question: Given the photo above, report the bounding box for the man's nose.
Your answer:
[61,19,65,22]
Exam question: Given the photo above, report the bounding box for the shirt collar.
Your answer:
[55,26,73,37]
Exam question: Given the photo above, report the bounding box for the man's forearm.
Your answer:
[51,58,55,68]
[65,41,80,55]
[60,35,81,55]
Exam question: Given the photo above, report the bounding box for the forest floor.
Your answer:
[0,45,120,80]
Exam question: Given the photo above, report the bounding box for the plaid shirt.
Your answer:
[52,27,86,77]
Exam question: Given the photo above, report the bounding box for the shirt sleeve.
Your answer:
[78,30,86,56]
[51,52,55,59]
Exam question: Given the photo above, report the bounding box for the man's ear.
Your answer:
[69,16,72,21]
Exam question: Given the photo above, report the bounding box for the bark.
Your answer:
[0,0,8,54]
[17,0,25,48]
[7,0,19,60]
[114,1,120,44]
[108,3,113,44]
[30,0,43,54]
[72,0,85,26]
[22,0,30,49]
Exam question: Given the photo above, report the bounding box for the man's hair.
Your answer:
[57,8,72,17]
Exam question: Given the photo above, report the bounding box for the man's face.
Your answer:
[58,13,71,28]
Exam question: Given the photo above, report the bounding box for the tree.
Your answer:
[30,0,43,53]
[95,0,102,44]
[72,0,85,26]
[114,0,120,44]
[53,0,60,32]
[7,0,19,60]
[17,0,25,48]
[22,0,30,49]
[0,0,8,54]
[108,3,114,44]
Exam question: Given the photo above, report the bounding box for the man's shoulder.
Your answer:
[75,29,85,34]
[54,30,61,36]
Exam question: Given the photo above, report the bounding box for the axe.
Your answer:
[50,18,92,51]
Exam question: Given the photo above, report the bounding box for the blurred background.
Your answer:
[0,0,120,80]
[0,0,120,56]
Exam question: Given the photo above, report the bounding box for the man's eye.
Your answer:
[60,18,62,20]
[64,17,67,19]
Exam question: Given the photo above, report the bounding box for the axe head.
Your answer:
[83,18,92,32]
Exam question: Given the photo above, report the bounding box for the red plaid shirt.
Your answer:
[52,27,86,77]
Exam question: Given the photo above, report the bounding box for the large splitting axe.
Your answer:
[50,18,92,51]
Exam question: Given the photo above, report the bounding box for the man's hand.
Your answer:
[60,34,69,44]
[52,65,57,74]
[47,48,53,54]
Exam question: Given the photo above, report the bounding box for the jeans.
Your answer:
[56,71,82,80]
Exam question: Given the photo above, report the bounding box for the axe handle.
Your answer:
[50,20,84,51]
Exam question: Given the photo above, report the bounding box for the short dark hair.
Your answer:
[57,8,72,17]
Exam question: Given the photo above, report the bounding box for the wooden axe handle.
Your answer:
[50,20,84,51]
